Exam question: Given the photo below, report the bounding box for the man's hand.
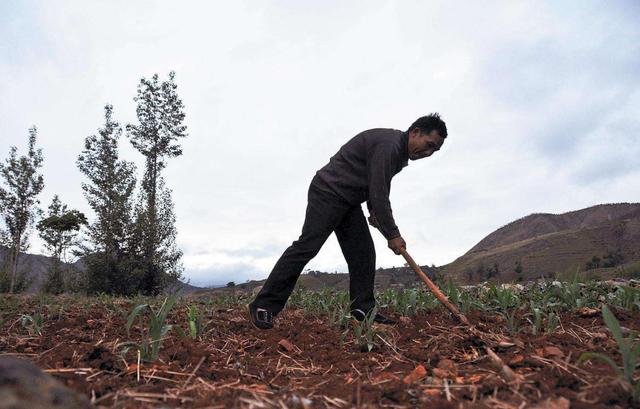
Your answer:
[367,212,380,229]
[388,236,406,255]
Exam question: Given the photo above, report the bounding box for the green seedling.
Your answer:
[211,292,246,309]
[528,306,543,336]
[187,305,203,339]
[398,288,420,316]
[613,286,640,312]
[499,308,520,336]
[378,288,439,317]
[546,311,560,333]
[578,305,640,403]
[556,273,584,309]
[527,304,560,335]
[121,296,177,362]
[320,292,350,329]
[485,284,521,311]
[327,305,351,330]
[20,312,43,336]
[342,307,382,352]
[291,288,332,314]
[384,288,420,317]
[443,280,461,309]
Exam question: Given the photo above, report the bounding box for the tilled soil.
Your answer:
[0,298,638,408]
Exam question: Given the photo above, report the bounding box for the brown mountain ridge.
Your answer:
[442,203,640,282]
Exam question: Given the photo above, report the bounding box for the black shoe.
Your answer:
[350,309,397,325]
[248,304,274,329]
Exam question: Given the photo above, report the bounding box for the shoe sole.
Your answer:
[247,305,273,330]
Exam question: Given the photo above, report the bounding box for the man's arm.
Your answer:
[367,144,401,240]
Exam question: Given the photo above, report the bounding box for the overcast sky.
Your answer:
[1,1,639,287]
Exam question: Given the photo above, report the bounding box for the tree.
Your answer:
[36,195,87,293]
[129,177,183,294]
[514,260,523,282]
[77,105,137,294]
[602,251,624,268]
[38,195,87,261]
[586,255,601,270]
[126,71,187,295]
[0,127,44,293]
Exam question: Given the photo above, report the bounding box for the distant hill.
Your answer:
[1,245,433,295]
[442,203,640,282]
[0,246,58,292]
[189,265,438,297]
[0,246,201,294]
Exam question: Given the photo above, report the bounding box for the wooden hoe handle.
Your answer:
[400,248,471,326]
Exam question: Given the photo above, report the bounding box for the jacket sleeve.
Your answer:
[367,144,401,240]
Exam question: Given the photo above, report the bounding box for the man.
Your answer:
[249,113,447,329]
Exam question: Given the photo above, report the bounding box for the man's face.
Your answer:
[408,129,445,161]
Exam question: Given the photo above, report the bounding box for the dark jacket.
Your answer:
[315,128,409,239]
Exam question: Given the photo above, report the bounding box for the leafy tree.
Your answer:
[586,252,624,271]
[227,281,236,288]
[126,71,187,295]
[38,195,87,261]
[586,255,601,270]
[602,251,624,268]
[129,177,183,294]
[0,127,44,293]
[77,105,137,294]
[475,262,499,281]
[514,260,523,281]
[36,195,87,293]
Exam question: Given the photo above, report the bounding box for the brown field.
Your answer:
[0,289,638,408]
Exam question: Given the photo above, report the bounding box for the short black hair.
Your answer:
[407,113,447,138]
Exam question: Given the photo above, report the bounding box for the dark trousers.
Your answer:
[250,175,376,315]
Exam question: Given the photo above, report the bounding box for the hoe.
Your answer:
[400,249,521,383]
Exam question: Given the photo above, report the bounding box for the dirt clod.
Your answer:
[403,364,427,384]
[277,338,297,353]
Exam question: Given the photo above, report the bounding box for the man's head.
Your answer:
[406,113,447,161]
